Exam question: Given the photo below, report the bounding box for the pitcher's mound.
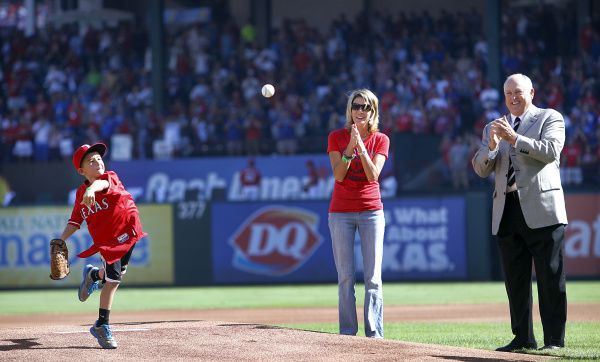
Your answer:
[0,320,551,361]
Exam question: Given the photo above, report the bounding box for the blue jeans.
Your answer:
[328,210,385,338]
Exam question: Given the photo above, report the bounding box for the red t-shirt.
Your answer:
[327,129,390,212]
[68,171,147,264]
[562,144,581,167]
[240,167,261,186]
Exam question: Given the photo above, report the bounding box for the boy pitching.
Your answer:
[57,142,146,349]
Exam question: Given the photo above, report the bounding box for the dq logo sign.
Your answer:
[229,206,323,276]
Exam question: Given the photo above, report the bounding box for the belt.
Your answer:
[505,190,519,201]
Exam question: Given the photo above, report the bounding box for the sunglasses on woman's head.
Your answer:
[351,103,372,112]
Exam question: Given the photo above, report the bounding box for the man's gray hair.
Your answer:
[504,73,533,90]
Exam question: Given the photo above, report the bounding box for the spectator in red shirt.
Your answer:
[239,158,262,200]
[56,143,147,349]
[546,84,564,110]
[327,89,389,339]
[67,96,84,129]
[302,159,320,197]
[245,115,262,155]
[394,109,413,132]
[12,117,33,161]
[561,138,582,185]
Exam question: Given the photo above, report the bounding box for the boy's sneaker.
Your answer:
[90,321,118,349]
[78,264,102,302]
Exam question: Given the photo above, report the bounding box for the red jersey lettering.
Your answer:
[69,171,147,264]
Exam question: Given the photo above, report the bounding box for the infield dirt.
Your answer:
[3,303,596,361]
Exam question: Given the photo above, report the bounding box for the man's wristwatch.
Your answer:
[358,149,367,156]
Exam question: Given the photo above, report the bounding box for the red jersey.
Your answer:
[327,129,390,212]
[562,145,581,167]
[240,167,261,186]
[68,170,146,264]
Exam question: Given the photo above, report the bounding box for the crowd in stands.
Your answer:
[0,4,598,189]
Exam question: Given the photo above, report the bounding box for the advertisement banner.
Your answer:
[379,198,467,279]
[110,156,332,203]
[211,197,467,284]
[1,154,395,205]
[564,194,600,276]
[212,202,336,283]
[109,154,395,204]
[0,204,174,288]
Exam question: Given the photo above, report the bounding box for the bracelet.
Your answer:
[341,154,354,163]
[358,149,367,156]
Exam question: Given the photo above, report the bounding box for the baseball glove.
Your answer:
[49,238,70,280]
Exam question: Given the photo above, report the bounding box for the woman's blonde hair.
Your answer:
[344,88,379,133]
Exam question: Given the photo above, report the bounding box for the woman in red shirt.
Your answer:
[327,89,390,338]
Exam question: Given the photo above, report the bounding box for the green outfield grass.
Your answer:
[1,281,599,360]
[1,281,599,314]
[284,321,600,361]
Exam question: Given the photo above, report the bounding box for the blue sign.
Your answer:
[212,201,337,283]
[109,154,394,203]
[378,197,467,279]
[211,197,467,283]
[111,155,335,203]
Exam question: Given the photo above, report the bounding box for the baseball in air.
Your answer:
[261,84,275,98]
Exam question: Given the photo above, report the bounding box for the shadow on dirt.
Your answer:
[218,323,283,330]
[0,338,96,351]
[431,355,537,362]
[84,319,205,327]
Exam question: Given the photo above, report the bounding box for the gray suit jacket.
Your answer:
[472,105,568,235]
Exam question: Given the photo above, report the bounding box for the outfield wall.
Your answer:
[0,168,600,288]
[203,193,600,283]
[0,195,598,288]
[210,197,469,284]
[0,204,175,288]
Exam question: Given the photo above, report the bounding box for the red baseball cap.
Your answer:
[72,143,107,170]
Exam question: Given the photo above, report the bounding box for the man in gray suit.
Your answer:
[472,73,568,352]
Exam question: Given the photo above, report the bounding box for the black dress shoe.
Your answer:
[539,345,562,350]
[495,339,538,352]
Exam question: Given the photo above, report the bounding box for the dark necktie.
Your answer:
[506,117,521,187]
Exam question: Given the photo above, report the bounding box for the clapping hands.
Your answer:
[350,124,361,147]
[489,115,517,150]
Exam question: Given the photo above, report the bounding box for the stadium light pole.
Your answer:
[251,0,271,47]
[24,0,35,36]
[149,0,166,115]
[484,0,501,91]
